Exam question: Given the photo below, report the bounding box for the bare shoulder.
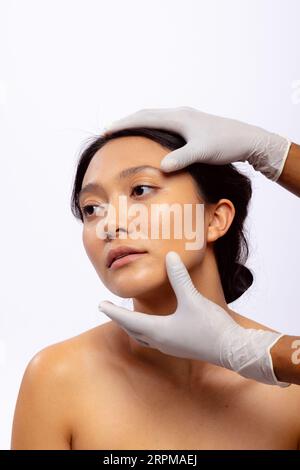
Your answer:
[11,321,114,449]
[21,321,114,382]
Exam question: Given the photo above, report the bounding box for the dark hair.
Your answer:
[71,127,253,303]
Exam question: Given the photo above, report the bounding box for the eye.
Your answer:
[81,204,104,218]
[131,185,156,198]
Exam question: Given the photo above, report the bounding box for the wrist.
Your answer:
[247,132,291,181]
[270,334,286,381]
[270,334,300,385]
[221,327,290,386]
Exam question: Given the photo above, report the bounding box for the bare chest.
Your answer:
[71,369,297,450]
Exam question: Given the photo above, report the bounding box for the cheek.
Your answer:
[82,228,91,255]
[150,202,207,253]
[147,202,208,276]
[155,237,206,272]
[103,252,167,298]
[82,226,102,266]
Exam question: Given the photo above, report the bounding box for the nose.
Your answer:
[106,226,127,240]
[97,194,129,240]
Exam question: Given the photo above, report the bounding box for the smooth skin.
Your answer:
[102,107,300,386]
[11,136,300,449]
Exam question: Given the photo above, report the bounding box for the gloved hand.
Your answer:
[98,251,290,387]
[104,106,291,181]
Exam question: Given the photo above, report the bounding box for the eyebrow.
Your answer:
[78,165,162,200]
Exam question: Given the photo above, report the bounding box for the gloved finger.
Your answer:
[160,143,207,171]
[165,251,200,303]
[160,145,192,172]
[98,300,159,336]
[103,108,181,135]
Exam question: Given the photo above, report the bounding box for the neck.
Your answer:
[124,247,237,385]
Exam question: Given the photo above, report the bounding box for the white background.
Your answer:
[0,0,300,449]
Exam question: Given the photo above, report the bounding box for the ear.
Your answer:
[206,199,235,243]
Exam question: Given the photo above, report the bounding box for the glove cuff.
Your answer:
[265,333,291,387]
[248,133,292,182]
[220,327,291,387]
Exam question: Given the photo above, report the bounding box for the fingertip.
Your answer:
[103,126,118,136]
[160,158,177,172]
[166,251,181,266]
[98,300,113,311]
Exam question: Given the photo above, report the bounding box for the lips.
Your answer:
[106,246,148,269]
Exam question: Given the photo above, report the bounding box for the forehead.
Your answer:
[82,136,170,185]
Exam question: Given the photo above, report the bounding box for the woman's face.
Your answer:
[80,136,211,299]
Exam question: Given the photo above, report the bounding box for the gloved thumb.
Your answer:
[165,251,200,304]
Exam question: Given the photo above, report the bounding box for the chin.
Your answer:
[108,281,165,299]
[105,267,168,299]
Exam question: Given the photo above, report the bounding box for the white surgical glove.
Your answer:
[98,251,290,387]
[104,106,291,181]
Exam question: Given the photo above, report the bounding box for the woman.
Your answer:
[11,127,300,449]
